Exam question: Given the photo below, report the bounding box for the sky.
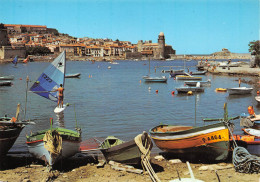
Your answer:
[0,0,259,54]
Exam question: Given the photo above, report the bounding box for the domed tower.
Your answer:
[158,32,165,59]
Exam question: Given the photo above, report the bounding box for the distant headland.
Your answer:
[0,23,250,62]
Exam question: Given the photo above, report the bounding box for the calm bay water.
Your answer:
[0,59,258,153]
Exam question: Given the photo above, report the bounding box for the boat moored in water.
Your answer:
[176,75,202,80]
[65,73,81,78]
[0,75,14,80]
[0,81,12,86]
[143,75,167,82]
[184,79,211,87]
[227,87,253,95]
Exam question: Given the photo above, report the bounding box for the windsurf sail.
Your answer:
[30,51,66,102]
[12,56,18,65]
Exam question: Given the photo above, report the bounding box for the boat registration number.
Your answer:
[202,135,222,142]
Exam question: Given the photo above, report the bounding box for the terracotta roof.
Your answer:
[4,24,47,28]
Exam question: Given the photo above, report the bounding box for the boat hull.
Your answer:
[143,76,167,82]
[227,87,253,95]
[27,139,80,166]
[101,140,142,165]
[0,126,24,156]
[176,76,202,80]
[0,81,12,86]
[65,73,81,78]
[149,122,230,161]
[176,87,204,93]
[184,81,211,87]
[233,135,260,156]
[26,127,81,166]
[0,75,14,80]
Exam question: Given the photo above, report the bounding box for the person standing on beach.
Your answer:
[239,78,241,87]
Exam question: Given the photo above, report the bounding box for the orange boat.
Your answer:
[149,122,230,161]
[232,135,260,156]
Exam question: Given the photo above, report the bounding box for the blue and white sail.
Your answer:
[12,56,18,65]
[30,51,66,102]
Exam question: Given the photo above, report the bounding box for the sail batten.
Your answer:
[30,51,66,102]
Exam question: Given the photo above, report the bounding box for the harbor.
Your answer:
[0,58,260,181]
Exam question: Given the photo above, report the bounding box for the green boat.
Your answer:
[100,132,153,165]
[26,122,81,166]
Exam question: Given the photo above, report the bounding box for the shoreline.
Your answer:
[0,153,259,182]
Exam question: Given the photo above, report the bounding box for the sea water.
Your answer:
[0,59,257,153]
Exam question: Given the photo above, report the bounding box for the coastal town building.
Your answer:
[0,24,26,59]
[137,32,176,59]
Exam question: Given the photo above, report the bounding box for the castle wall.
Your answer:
[0,46,26,59]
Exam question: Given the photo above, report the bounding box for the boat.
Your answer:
[149,104,234,161]
[99,132,153,165]
[216,88,227,92]
[233,135,260,156]
[227,87,253,95]
[242,128,260,137]
[255,96,260,104]
[65,73,81,78]
[143,75,167,82]
[26,118,81,166]
[219,61,241,67]
[29,51,66,113]
[191,70,207,75]
[0,81,12,86]
[184,79,211,87]
[176,75,202,80]
[149,122,230,161]
[0,104,31,156]
[109,61,119,64]
[176,86,204,94]
[0,75,14,80]
[0,117,24,156]
[169,70,191,77]
[143,59,167,83]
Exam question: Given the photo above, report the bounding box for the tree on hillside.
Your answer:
[26,46,51,56]
[248,40,260,67]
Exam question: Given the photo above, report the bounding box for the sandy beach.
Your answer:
[0,153,259,182]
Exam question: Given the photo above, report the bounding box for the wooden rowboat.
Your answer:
[149,122,230,161]
[0,104,32,156]
[242,128,260,137]
[99,132,153,165]
[0,116,25,156]
[26,121,81,166]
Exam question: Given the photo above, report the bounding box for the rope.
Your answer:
[232,147,260,174]
[43,130,62,155]
[224,117,260,174]
[135,132,161,182]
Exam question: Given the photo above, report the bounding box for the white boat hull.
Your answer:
[27,140,80,166]
[227,87,253,95]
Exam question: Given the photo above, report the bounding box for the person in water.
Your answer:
[56,84,64,108]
